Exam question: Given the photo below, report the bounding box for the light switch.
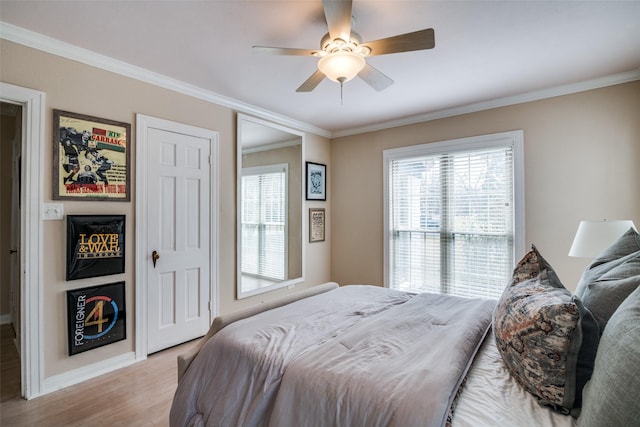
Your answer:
[43,203,64,220]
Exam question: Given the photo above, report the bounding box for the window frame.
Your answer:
[382,130,525,295]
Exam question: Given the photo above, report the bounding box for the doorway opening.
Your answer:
[1,82,45,400]
[0,101,22,401]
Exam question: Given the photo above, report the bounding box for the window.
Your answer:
[241,164,288,281]
[383,131,524,299]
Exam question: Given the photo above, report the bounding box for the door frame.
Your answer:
[0,82,46,399]
[135,114,219,360]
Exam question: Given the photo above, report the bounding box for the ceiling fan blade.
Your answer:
[363,28,435,56]
[322,0,352,41]
[296,70,326,92]
[358,63,393,92]
[253,46,319,56]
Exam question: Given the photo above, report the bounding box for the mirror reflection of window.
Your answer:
[237,114,304,299]
[241,164,288,288]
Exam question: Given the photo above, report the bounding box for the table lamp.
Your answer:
[568,219,637,258]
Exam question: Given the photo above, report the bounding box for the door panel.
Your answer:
[147,128,210,353]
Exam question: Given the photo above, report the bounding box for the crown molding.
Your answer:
[3,22,638,140]
[332,68,640,138]
[0,22,331,138]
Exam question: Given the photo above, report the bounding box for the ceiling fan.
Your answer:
[253,0,435,93]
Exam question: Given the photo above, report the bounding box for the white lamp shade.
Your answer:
[568,220,637,258]
[318,51,366,83]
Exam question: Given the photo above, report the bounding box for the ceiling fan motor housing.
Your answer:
[319,32,370,56]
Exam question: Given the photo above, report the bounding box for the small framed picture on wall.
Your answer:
[309,208,325,243]
[306,162,326,201]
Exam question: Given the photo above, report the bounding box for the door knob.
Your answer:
[152,250,160,268]
[9,249,17,254]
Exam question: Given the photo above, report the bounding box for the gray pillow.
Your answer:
[578,286,640,427]
[575,228,640,333]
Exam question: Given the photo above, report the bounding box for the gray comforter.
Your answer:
[170,285,496,427]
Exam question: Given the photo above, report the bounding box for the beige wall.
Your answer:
[303,132,332,284]
[3,35,638,387]
[330,81,640,292]
[1,40,331,380]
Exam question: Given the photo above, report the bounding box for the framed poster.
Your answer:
[67,215,125,281]
[309,208,326,242]
[53,109,130,201]
[306,162,326,201]
[67,281,126,355]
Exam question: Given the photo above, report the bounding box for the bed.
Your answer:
[170,229,640,427]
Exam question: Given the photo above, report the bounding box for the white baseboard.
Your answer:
[41,351,137,397]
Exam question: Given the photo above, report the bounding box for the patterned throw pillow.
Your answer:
[493,246,600,414]
[575,227,640,333]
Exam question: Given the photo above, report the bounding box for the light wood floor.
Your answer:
[0,324,198,426]
[0,324,20,403]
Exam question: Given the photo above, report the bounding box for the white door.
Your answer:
[146,127,211,353]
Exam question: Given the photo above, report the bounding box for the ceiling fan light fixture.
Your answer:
[317,51,365,83]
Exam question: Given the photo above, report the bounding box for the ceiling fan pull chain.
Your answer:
[339,77,345,105]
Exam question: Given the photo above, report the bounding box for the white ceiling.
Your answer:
[2,1,640,136]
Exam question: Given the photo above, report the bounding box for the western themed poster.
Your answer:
[67,282,126,355]
[67,215,125,281]
[53,110,130,201]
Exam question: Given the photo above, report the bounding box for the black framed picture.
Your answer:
[66,215,125,281]
[306,161,326,201]
[67,281,126,355]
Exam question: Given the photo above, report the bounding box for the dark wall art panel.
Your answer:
[66,215,125,280]
[67,281,126,355]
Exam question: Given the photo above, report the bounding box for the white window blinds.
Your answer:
[385,132,523,299]
[241,165,287,281]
